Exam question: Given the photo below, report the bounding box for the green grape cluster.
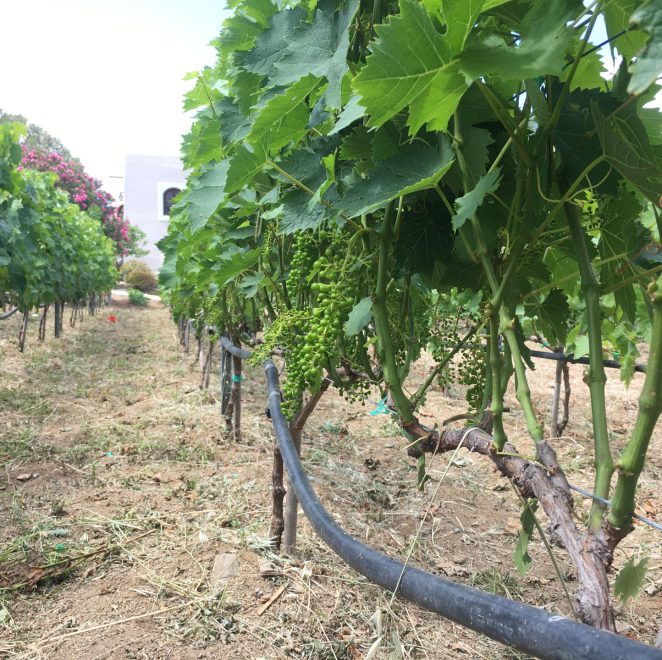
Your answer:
[286,231,317,297]
[458,346,487,413]
[429,315,461,391]
[201,289,223,329]
[249,309,308,365]
[261,222,277,272]
[285,247,358,417]
[338,366,371,406]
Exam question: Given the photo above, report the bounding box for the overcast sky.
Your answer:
[0,0,228,191]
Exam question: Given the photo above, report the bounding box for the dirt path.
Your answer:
[0,304,661,658]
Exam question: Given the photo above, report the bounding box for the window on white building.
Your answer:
[163,187,181,216]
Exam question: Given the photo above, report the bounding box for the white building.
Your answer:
[123,154,186,272]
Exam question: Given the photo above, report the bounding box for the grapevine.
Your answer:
[158,0,662,634]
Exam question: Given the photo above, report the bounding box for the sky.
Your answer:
[0,3,657,198]
[0,0,229,192]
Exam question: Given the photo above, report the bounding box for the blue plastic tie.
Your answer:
[369,396,390,416]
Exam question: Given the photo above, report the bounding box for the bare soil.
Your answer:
[0,302,660,659]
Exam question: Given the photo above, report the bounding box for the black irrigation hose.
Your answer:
[529,349,647,374]
[219,335,251,360]
[0,307,19,320]
[262,362,660,659]
[213,337,659,657]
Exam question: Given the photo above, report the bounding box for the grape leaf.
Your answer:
[459,1,578,81]
[329,95,366,135]
[553,89,622,196]
[213,248,262,286]
[628,2,662,95]
[598,191,646,323]
[640,107,662,145]
[218,0,275,55]
[237,272,265,297]
[217,97,251,146]
[248,75,322,153]
[339,126,373,163]
[279,188,328,234]
[345,296,373,336]
[394,194,453,277]
[559,48,606,91]
[604,0,648,61]
[271,0,359,109]
[592,103,662,203]
[186,161,230,232]
[242,7,307,79]
[440,0,486,56]
[529,289,570,347]
[452,168,502,231]
[513,499,537,576]
[182,110,223,168]
[353,0,466,133]
[614,556,649,605]
[333,134,455,217]
[226,144,267,196]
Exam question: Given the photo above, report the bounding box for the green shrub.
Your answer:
[121,259,157,292]
[128,288,148,307]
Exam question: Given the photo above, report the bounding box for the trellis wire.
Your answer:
[568,483,662,533]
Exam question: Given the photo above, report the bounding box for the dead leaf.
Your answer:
[209,553,239,595]
[15,473,37,482]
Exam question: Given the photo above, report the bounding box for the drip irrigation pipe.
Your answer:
[219,335,251,360]
[0,307,19,320]
[214,336,660,656]
[262,362,660,659]
[528,349,647,374]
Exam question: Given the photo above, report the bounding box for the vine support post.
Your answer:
[38,304,49,342]
[282,426,302,554]
[269,441,286,551]
[201,338,214,389]
[282,380,329,554]
[18,310,29,352]
[54,300,62,338]
[219,344,232,422]
[231,350,242,441]
[184,320,192,354]
[550,356,563,436]
[549,352,570,438]
[488,312,507,450]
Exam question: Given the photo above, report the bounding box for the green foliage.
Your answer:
[614,556,649,605]
[121,260,158,292]
[0,123,117,311]
[513,499,538,576]
[159,1,662,612]
[127,288,148,307]
[0,108,72,160]
[627,2,662,95]
[353,0,466,133]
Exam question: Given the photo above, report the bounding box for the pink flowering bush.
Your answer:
[21,147,143,257]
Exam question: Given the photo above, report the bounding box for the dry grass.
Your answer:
[0,302,660,658]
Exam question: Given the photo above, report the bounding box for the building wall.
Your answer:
[124,154,186,272]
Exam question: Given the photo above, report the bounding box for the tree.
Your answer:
[21,147,146,258]
[0,108,73,160]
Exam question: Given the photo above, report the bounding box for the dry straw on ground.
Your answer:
[0,303,661,658]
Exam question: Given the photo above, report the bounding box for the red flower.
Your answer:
[107,315,117,324]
